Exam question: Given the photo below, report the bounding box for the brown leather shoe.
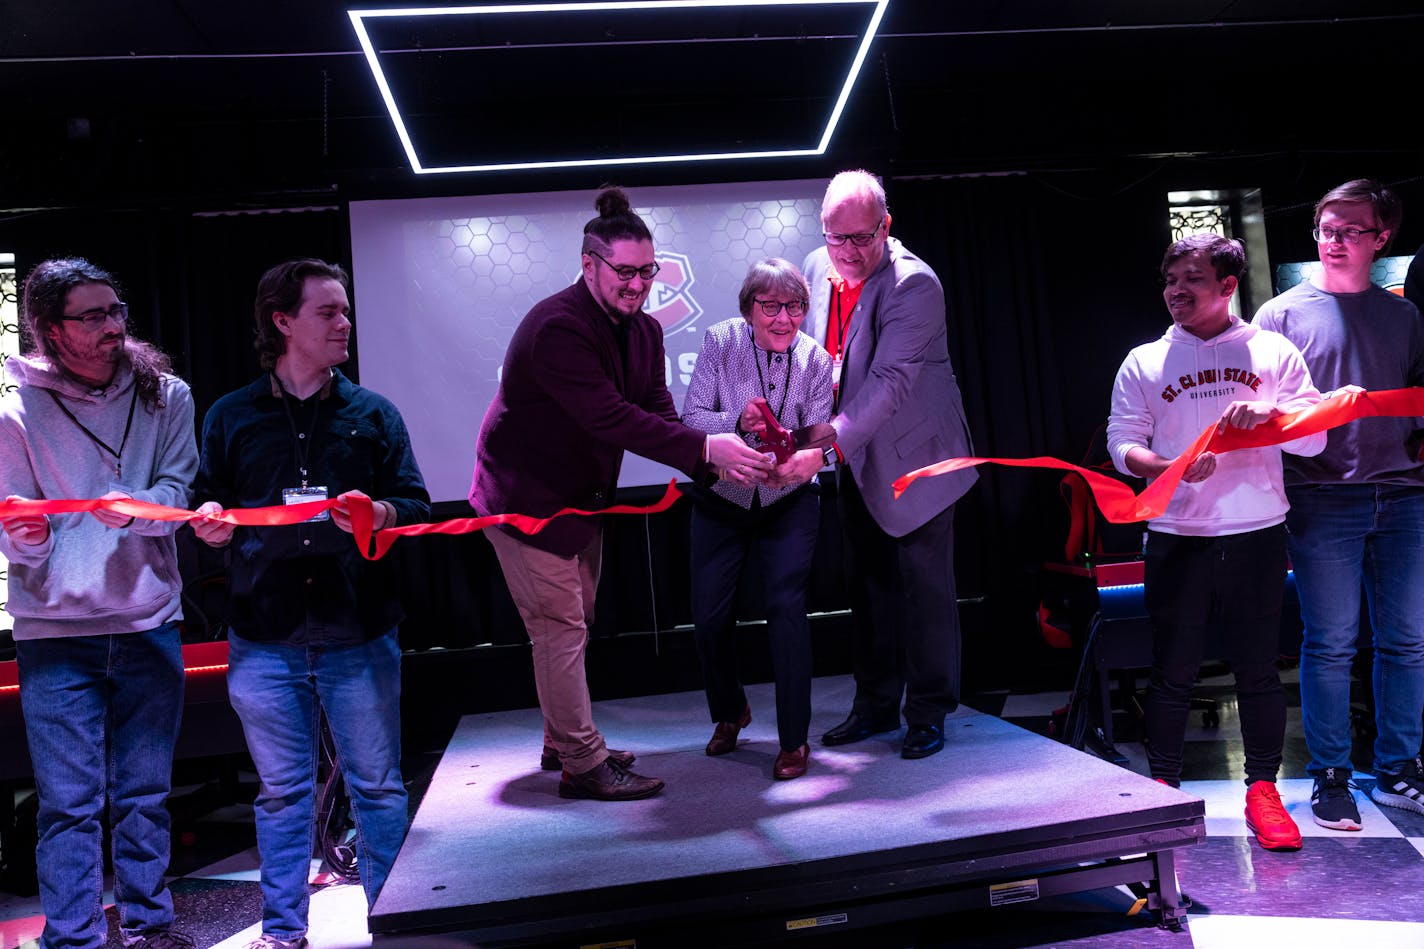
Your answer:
[705,705,752,756]
[773,744,810,780]
[541,746,635,771]
[558,760,664,801]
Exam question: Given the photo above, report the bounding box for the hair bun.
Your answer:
[594,186,632,218]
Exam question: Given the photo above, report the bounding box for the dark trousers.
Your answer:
[690,487,820,751]
[1143,524,1288,786]
[838,469,961,727]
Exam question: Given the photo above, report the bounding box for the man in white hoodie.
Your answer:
[0,258,197,949]
[1107,234,1325,852]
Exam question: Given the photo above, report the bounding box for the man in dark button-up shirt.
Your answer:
[192,259,428,949]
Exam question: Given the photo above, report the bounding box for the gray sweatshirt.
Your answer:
[1254,281,1424,487]
[0,352,197,640]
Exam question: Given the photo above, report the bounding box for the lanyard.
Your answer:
[828,274,863,359]
[748,324,795,425]
[49,386,139,478]
[272,373,323,489]
[830,290,849,358]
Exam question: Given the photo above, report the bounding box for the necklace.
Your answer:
[272,373,323,489]
[748,325,795,425]
[49,386,139,478]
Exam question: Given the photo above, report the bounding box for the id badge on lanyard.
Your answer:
[282,485,331,522]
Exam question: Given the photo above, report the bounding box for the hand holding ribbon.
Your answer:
[0,496,52,547]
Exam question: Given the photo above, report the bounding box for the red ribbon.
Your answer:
[0,481,685,561]
[344,481,684,561]
[892,388,1424,524]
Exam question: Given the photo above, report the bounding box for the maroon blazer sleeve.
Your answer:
[531,312,705,473]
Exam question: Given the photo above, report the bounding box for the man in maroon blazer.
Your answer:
[470,186,771,801]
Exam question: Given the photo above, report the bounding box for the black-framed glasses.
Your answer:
[823,219,884,247]
[590,250,660,282]
[1312,225,1379,245]
[59,301,128,328]
[752,298,807,318]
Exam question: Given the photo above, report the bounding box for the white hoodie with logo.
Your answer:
[1107,316,1326,536]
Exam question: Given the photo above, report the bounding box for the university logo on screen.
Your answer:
[646,251,702,334]
[648,251,704,386]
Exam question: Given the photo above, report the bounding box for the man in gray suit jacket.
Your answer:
[783,169,977,758]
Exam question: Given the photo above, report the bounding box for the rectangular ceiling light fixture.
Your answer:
[348,0,889,174]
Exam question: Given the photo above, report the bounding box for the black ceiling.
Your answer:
[2,0,1421,212]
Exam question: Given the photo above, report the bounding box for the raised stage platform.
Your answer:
[370,676,1203,947]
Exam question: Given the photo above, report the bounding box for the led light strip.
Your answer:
[348,0,889,174]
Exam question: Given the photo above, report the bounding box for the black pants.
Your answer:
[838,469,961,727]
[690,488,820,752]
[1143,524,1289,785]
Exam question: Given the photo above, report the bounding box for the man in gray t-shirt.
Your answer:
[1255,178,1424,832]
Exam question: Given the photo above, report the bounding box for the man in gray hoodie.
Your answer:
[0,258,197,949]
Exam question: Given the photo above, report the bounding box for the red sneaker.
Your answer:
[1245,781,1303,851]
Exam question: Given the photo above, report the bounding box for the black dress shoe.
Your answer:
[901,723,944,759]
[821,711,900,746]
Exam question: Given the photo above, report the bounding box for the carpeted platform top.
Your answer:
[374,675,1196,928]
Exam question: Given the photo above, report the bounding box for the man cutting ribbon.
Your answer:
[469,186,773,802]
[794,169,978,761]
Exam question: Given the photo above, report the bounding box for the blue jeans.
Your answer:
[1286,483,1424,774]
[227,630,407,938]
[16,624,184,949]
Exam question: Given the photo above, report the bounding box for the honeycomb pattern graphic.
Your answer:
[1275,255,1414,295]
[367,184,828,500]
[412,195,826,395]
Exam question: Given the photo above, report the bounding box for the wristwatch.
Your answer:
[822,445,838,466]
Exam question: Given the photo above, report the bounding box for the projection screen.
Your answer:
[350,179,828,503]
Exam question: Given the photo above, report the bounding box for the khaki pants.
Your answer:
[486,526,608,775]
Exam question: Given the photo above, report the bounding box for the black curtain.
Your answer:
[886,174,1168,688]
[182,209,348,418]
[13,161,1379,693]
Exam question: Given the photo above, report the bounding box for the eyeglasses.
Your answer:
[59,302,129,328]
[752,298,807,318]
[823,219,884,247]
[590,250,660,282]
[1312,225,1380,245]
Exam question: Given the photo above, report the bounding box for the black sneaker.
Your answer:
[1311,767,1362,831]
[1371,756,1424,815]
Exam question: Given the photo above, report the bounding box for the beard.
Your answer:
[52,328,126,383]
